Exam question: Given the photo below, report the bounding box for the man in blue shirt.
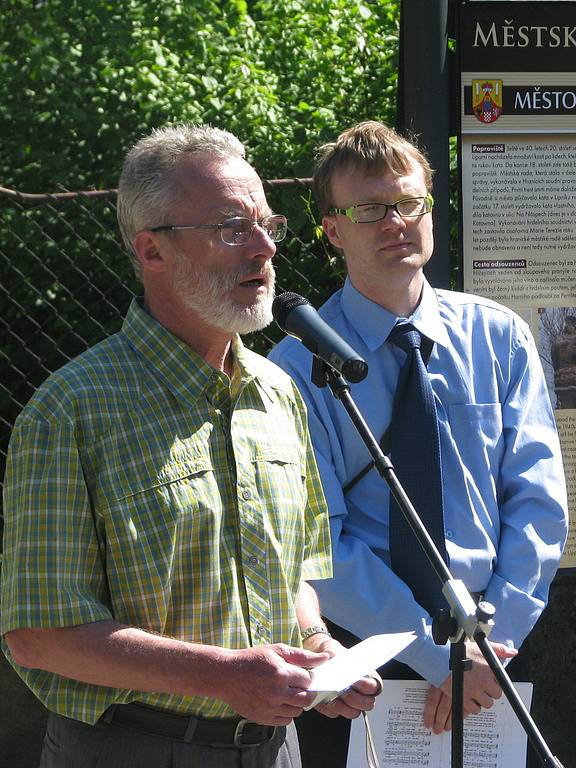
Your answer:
[269,121,568,766]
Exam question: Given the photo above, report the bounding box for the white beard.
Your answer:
[171,254,275,334]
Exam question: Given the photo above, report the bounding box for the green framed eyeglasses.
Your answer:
[329,194,434,224]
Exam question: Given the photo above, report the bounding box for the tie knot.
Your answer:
[388,322,422,353]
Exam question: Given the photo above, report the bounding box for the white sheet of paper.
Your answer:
[305,632,416,709]
[348,679,533,768]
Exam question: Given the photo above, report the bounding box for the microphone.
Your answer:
[272,292,368,383]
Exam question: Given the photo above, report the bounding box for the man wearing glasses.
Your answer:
[1,123,380,768]
[269,121,568,767]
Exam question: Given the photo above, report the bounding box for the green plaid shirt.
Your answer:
[1,298,331,724]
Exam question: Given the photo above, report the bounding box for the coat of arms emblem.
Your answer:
[472,79,503,124]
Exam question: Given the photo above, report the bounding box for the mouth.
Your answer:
[238,265,275,289]
[238,276,270,294]
[239,276,267,287]
[236,273,274,297]
[380,240,414,254]
[235,262,275,297]
[385,238,411,248]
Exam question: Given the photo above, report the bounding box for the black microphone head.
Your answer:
[272,290,368,383]
[272,292,310,328]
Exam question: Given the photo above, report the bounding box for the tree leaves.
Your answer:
[1,0,399,190]
[0,0,400,350]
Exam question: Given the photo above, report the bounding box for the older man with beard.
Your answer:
[1,124,380,768]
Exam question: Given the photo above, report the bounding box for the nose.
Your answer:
[379,206,406,230]
[247,222,277,259]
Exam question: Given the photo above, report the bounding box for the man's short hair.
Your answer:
[117,123,246,277]
[312,120,434,215]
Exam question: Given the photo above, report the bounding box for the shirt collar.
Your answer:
[120,298,256,407]
[340,277,449,350]
[411,281,450,348]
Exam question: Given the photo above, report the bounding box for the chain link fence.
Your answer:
[0,179,345,528]
[2,182,575,768]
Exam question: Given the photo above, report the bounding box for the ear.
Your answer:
[322,214,343,249]
[132,230,168,274]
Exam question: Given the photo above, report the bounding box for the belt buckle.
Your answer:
[233,718,251,747]
[233,719,275,748]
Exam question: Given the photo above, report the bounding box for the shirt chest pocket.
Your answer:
[102,453,221,546]
[249,443,306,525]
[448,403,504,463]
[96,452,230,629]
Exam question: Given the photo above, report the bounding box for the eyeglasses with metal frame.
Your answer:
[149,214,288,246]
[328,194,434,224]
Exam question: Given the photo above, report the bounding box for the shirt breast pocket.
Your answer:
[104,454,219,553]
[251,444,306,527]
[99,454,222,622]
[448,402,504,468]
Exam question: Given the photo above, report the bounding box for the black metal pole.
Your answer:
[397,0,452,290]
[450,638,467,768]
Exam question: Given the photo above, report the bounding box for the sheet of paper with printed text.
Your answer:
[348,679,533,768]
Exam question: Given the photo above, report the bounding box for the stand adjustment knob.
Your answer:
[432,608,456,646]
[476,600,496,623]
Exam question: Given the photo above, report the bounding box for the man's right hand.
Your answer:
[423,640,517,733]
[217,644,329,726]
[6,624,328,726]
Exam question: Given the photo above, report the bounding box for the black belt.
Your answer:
[101,702,277,748]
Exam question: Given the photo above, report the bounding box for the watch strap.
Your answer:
[300,624,332,642]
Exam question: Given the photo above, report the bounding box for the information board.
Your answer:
[459,1,576,568]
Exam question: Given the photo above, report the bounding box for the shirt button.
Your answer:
[445,529,454,539]
[242,489,251,501]
[247,556,259,565]
[256,623,266,636]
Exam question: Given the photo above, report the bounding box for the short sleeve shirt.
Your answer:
[1,298,332,723]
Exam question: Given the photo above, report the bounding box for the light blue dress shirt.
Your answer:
[269,278,568,686]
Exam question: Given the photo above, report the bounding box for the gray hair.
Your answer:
[117,123,246,277]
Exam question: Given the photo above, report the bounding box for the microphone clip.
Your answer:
[311,357,351,399]
[311,356,329,389]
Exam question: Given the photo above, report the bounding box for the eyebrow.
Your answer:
[218,207,274,219]
[347,194,425,205]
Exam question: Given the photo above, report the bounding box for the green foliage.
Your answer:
[0,0,401,514]
[0,0,399,189]
[0,0,400,366]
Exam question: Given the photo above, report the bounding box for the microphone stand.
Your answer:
[311,359,564,768]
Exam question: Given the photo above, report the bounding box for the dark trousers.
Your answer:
[40,711,301,768]
[296,620,535,768]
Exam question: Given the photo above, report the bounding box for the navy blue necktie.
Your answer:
[388,321,448,615]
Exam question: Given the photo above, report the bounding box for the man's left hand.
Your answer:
[315,673,382,719]
[303,635,383,719]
